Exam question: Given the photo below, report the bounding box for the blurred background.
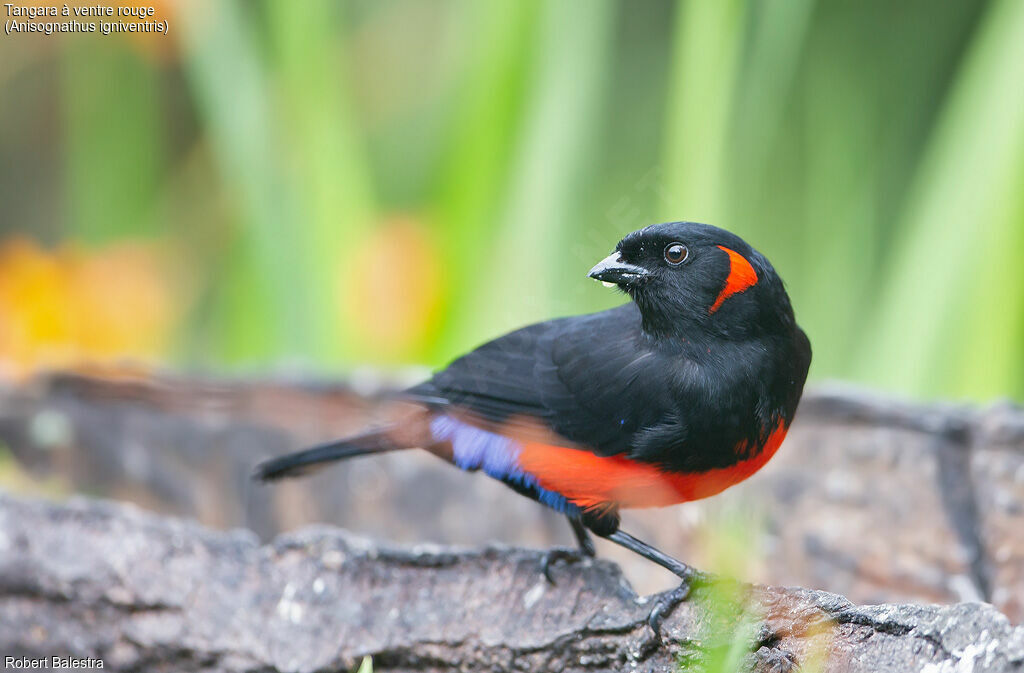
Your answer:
[2,0,1022,399]
[1,0,1023,622]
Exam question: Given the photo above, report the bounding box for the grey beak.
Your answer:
[588,252,650,286]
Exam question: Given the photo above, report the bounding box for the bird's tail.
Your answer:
[253,427,408,481]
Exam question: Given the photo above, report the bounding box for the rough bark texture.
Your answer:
[0,373,1023,671]
[1,492,1022,673]
[1,374,1022,618]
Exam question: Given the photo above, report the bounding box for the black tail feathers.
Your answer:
[253,428,404,481]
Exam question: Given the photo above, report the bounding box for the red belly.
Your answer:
[515,420,789,510]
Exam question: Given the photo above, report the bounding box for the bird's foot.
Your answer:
[540,547,591,584]
[647,574,700,642]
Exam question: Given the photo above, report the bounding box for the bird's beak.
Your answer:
[588,252,650,287]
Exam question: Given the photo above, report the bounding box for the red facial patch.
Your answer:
[709,246,758,314]
[515,420,789,510]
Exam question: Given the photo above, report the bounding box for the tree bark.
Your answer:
[0,492,1022,673]
[0,373,1023,671]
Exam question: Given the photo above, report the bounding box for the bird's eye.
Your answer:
[664,243,688,265]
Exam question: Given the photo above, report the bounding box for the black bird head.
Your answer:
[589,222,796,339]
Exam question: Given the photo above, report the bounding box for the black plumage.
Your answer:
[255,221,811,627]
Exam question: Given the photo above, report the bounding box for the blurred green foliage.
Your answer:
[1,0,1021,400]
[675,510,832,672]
[676,512,764,673]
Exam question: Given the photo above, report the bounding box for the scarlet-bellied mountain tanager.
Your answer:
[255,221,811,632]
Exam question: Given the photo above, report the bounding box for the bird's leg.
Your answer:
[600,529,705,638]
[569,517,597,557]
[540,516,596,584]
[604,529,694,577]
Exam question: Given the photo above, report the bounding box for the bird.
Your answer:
[255,221,811,634]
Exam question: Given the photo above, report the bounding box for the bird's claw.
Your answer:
[647,577,694,642]
[540,547,589,584]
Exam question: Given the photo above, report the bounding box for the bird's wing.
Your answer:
[405,303,684,457]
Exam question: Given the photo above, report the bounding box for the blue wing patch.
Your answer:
[429,415,580,515]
